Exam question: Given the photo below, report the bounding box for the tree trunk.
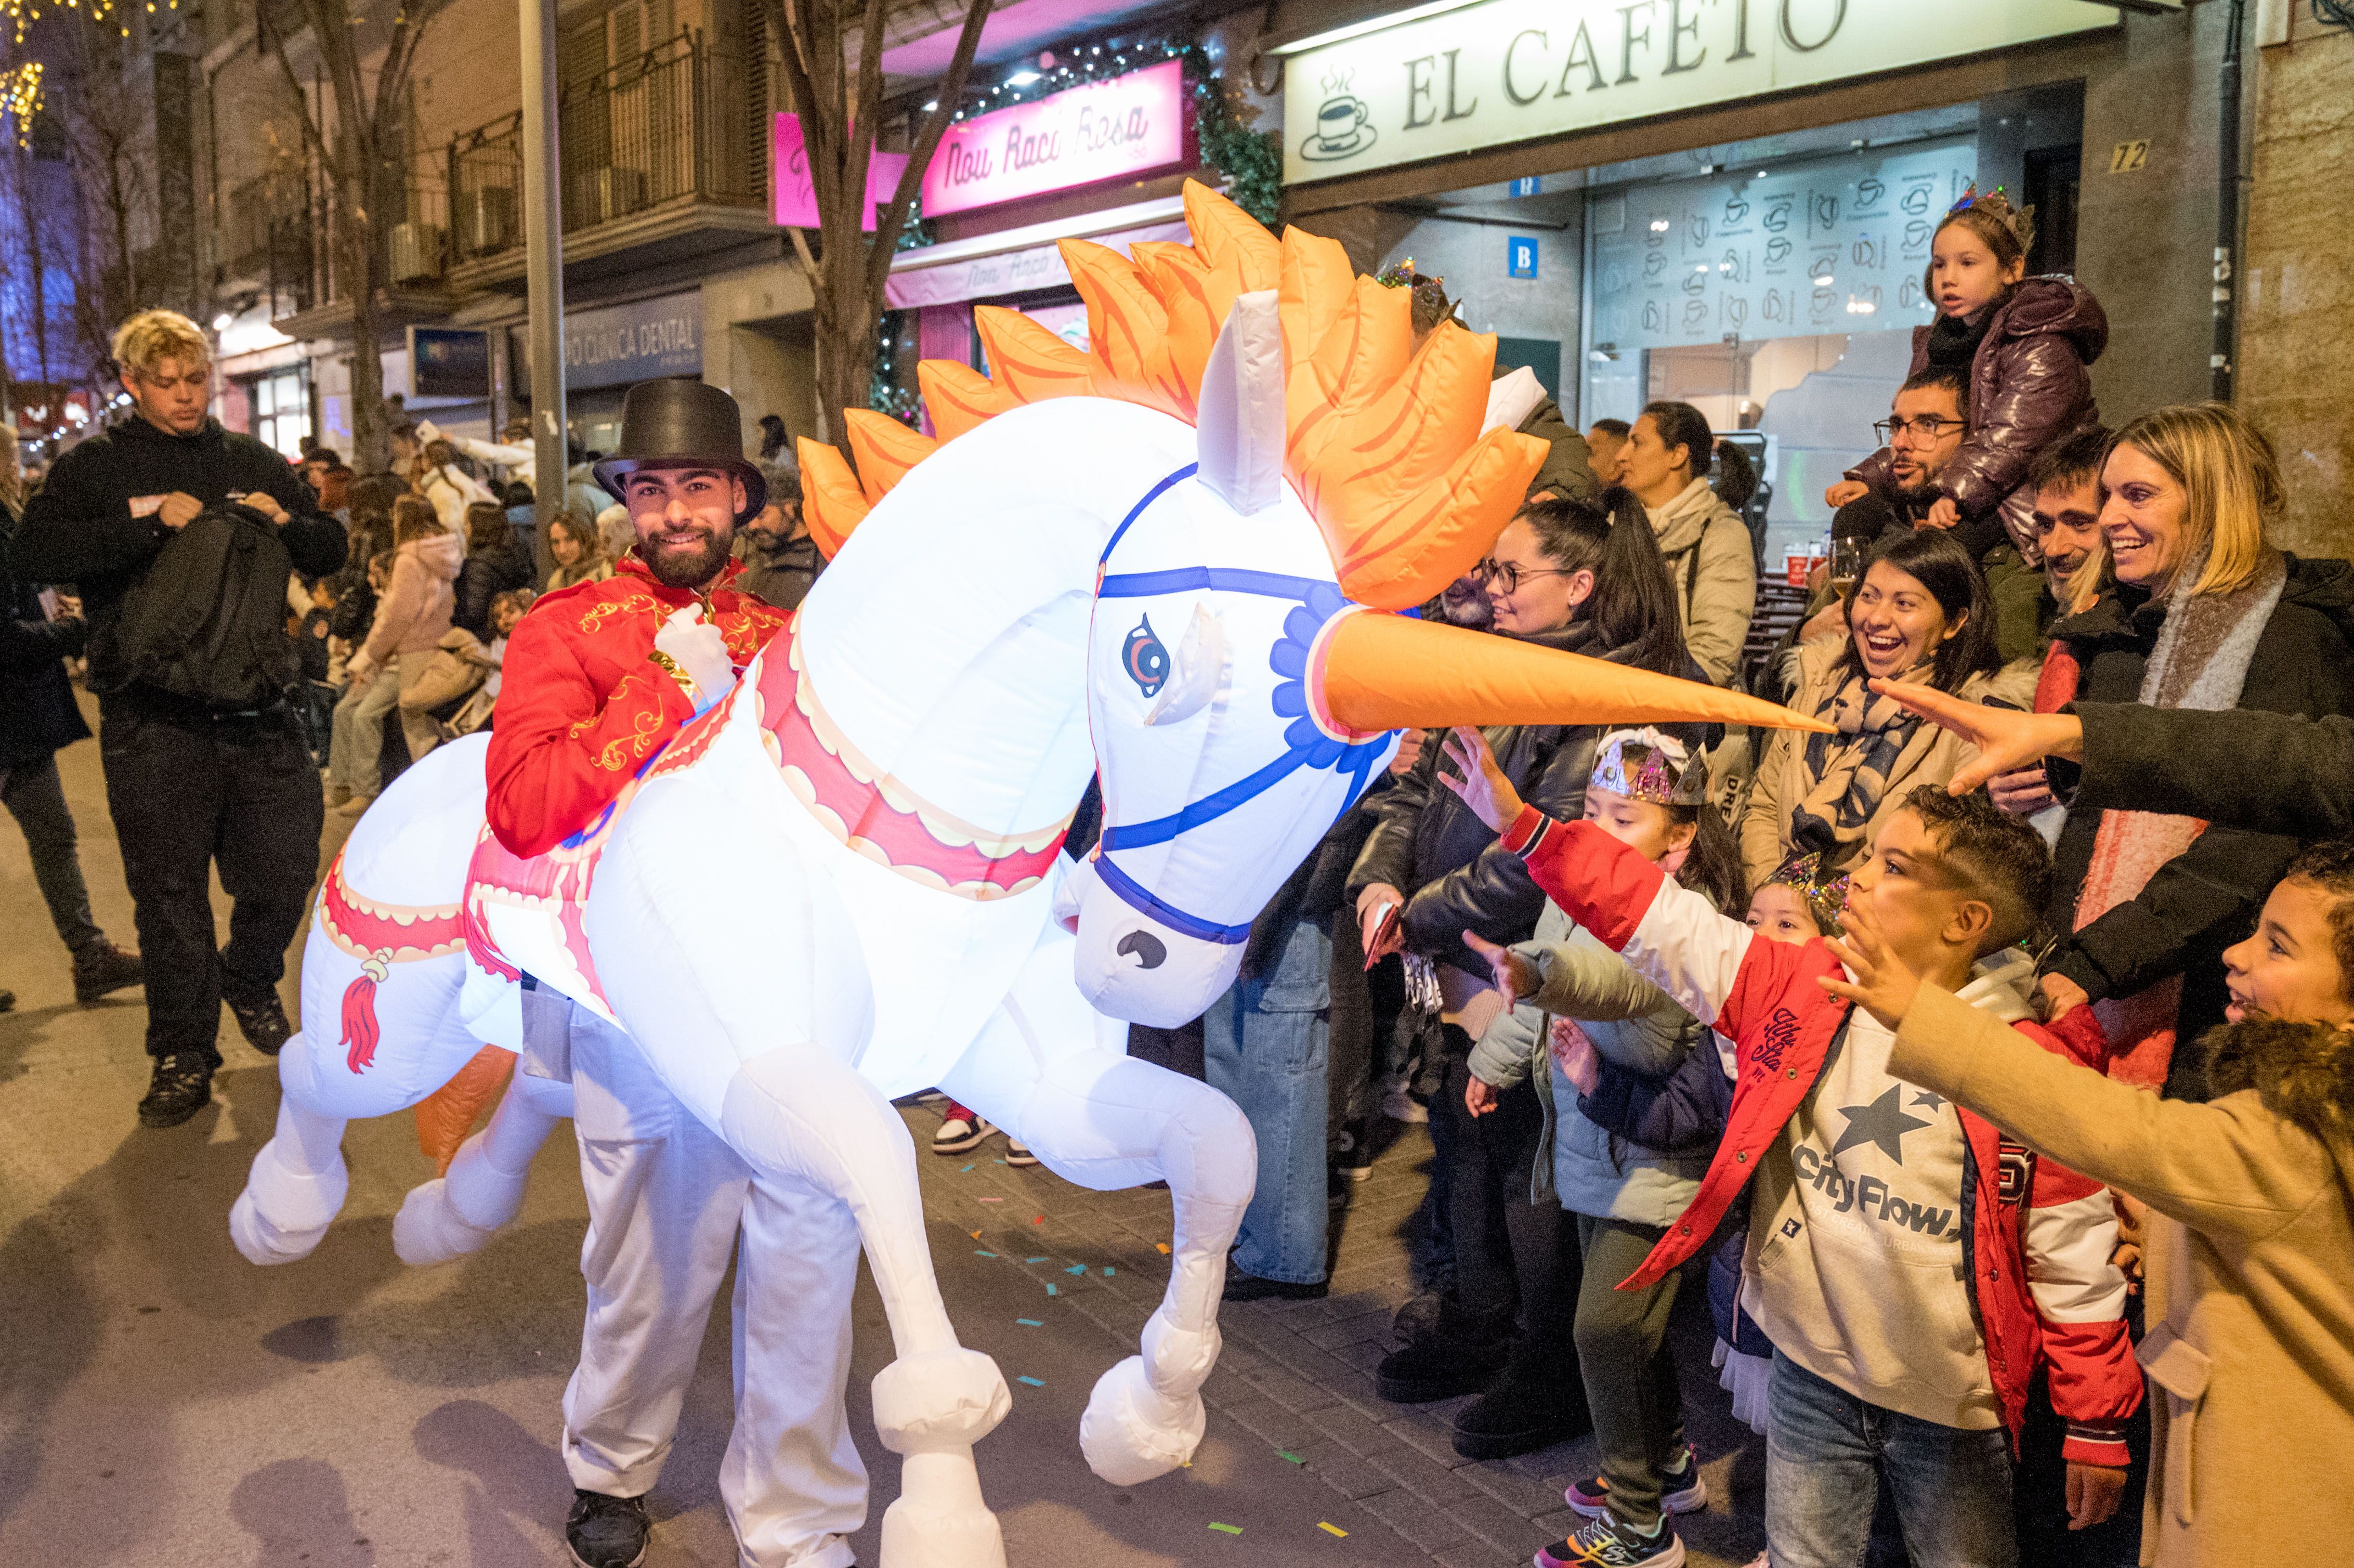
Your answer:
[339,168,388,473]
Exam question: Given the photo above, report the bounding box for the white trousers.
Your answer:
[559,1001,867,1567]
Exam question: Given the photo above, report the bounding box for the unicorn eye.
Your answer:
[1122,616,1170,698]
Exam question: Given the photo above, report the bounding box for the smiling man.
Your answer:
[482,378,869,1568]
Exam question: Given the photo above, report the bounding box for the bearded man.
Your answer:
[487,378,864,1568]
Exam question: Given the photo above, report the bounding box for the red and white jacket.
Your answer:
[1503,807,2143,1464]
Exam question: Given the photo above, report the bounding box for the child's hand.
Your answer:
[1549,1017,1600,1095]
[1825,479,1869,507]
[1464,1075,1501,1118]
[1923,495,1960,531]
[2109,1191,2147,1294]
[1816,897,1921,1029]
[2065,1462,2127,1530]
[1437,727,1526,833]
[1462,930,1539,1001]
[2038,972,2090,1022]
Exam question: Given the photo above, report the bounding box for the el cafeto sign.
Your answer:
[1284,0,2116,182]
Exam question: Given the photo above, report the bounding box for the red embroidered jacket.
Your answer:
[1503,807,2143,1465]
[487,555,790,858]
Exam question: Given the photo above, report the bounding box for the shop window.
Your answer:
[246,367,310,461]
[1586,138,1976,569]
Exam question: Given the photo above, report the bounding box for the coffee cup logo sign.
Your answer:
[1281,0,2113,183]
[921,59,1187,218]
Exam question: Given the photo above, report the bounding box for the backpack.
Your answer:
[110,504,297,708]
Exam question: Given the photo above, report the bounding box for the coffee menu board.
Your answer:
[1586,139,1976,356]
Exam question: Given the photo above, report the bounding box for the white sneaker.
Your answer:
[932,1114,995,1154]
[1004,1139,1039,1169]
[1381,1075,1429,1124]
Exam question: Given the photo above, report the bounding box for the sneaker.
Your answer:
[1003,1138,1039,1168]
[72,942,145,1004]
[225,988,293,1056]
[932,1107,995,1155]
[138,1052,215,1128]
[564,1489,649,1568]
[1535,1513,1684,1568]
[1565,1448,1708,1519]
[1379,1074,1429,1124]
[325,781,352,808]
[1375,1332,1509,1404]
[1223,1269,1328,1302]
[1333,1117,1376,1181]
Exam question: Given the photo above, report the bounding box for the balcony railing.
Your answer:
[447,31,758,267]
[265,173,453,319]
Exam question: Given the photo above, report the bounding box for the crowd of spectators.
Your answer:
[7,181,2351,1568]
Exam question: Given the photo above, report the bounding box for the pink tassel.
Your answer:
[342,952,390,1073]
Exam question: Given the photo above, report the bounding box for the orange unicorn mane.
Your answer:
[796,181,1547,611]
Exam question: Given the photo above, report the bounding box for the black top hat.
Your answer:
[593,378,767,521]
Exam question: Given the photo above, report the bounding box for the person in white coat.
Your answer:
[1618,400,1758,687]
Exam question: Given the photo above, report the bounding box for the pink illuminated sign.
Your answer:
[774,113,910,231]
[921,59,1186,218]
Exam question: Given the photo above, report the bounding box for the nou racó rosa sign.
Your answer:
[1281,0,2116,183]
[921,59,1187,218]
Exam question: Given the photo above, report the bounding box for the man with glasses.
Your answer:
[15,309,345,1127]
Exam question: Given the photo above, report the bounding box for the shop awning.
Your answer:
[883,193,1189,310]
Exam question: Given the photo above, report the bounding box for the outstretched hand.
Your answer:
[1436,727,1526,834]
[1868,680,2085,795]
[1816,896,1921,1030]
[1462,929,1538,1002]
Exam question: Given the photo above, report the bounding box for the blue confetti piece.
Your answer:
[1016,1318,1043,1327]
[1016,1375,1044,1387]
[975,1250,997,1258]
[1065,1263,1088,1276]
[1103,1267,1115,1276]
[960,1164,975,1172]
[994,1158,1007,1165]
[1045,1283,1058,1297]
[1025,1256,1048,1263]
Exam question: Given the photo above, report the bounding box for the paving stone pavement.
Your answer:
[918,1108,1770,1568]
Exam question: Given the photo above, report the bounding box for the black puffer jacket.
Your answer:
[453,543,535,639]
[1851,275,2107,552]
[0,502,90,764]
[1346,623,1715,973]
[2044,555,2354,1093]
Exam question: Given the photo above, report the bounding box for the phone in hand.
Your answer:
[1364,900,1402,970]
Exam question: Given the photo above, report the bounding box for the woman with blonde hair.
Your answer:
[2037,402,2354,1097]
[543,507,610,591]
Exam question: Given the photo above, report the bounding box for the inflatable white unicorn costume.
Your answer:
[230,184,1820,1565]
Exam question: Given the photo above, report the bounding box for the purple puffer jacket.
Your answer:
[1850,275,2108,559]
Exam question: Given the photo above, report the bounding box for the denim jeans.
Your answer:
[1202,919,1332,1285]
[1766,1350,2017,1568]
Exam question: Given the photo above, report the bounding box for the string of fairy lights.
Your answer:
[0,0,174,48]
[1,59,39,145]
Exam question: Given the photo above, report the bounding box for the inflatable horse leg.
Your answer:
[590,828,1010,1568]
[938,925,1255,1487]
[394,1065,574,1265]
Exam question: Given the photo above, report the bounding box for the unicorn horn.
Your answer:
[1311,611,1834,735]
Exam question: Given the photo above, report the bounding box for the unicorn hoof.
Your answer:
[229,1188,330,1265]
[392,1178,502,1266]
[879,1492,1006,1568]
[1079,1354,1205,1486]
[872,1349,1012,1454]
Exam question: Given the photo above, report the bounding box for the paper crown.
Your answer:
[1590,728,1707,807]
[1764,852,1851,935]
[1943,183,2035,253]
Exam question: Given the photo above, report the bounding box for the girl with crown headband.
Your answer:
[1457,728,1744,1568]
[1825,185,2109,570]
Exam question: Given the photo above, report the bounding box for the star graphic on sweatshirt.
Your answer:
[1911,1091,1946,1112]
[1830,1086,1934,1165]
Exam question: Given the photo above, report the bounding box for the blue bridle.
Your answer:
[1089,463,1393,944]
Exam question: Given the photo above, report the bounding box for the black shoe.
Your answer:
[1333,1117,1375,1182]
[565,1490,650,1568]
[1224,1269,1328,1302]
[72,942,145,1004]
[1392,1289,1445,1345]
[138,1052,215,1128]
[225,988,292,1056]
[1449,1351,1594,1459]
[1375,1332,1510,1403]
[0,988,14,1013]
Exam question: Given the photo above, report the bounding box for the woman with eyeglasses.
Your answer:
[1741,526,2034,892]
[1616,400,1757,687]
[1344,491,1716,1461]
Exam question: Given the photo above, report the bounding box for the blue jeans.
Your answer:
[1202,919,1332,1285]
[1766,1351,2017,1568]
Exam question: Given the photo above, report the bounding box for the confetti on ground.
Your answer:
[1015,1318,1043,1327]
[1275,1450,1303,1464]
[1025,1256,1048,1263]
[1016,1375,1044,1387]
[1103,1266,1115,1276]
[1064,1263,1088,1276]
[970,1230,982,1239]
[1318,1522,1348,1538]
[978,1197,1003,1203]
[1032,1215,1045,1224]
[960,1164,975,1172]
[995,1158,1007,1165]
[1209,1523,1243,1536]
[1156,1243,1172,1254]
[1045,1283,1058,1297]
[975,1250,997,1258]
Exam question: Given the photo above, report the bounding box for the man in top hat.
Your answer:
[487,380,865,1568]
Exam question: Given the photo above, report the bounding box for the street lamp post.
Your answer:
[521,0,566,575]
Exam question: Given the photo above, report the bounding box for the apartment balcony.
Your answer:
[445,32,770,294]
[270,175,465,343]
